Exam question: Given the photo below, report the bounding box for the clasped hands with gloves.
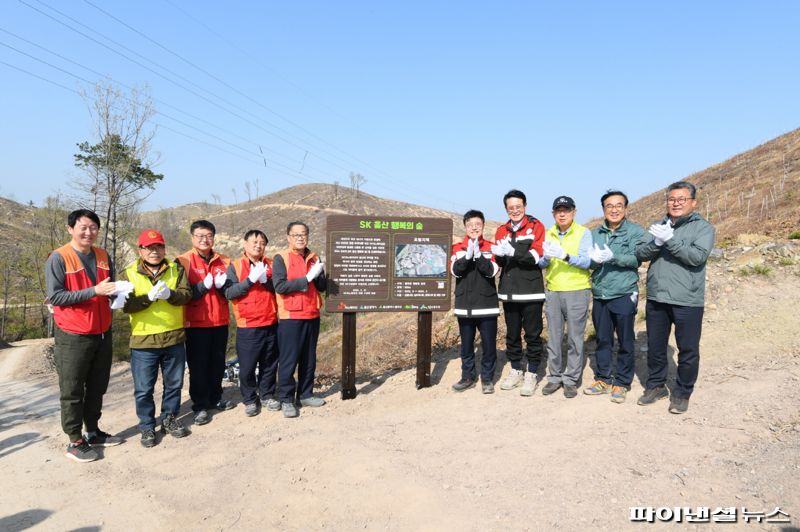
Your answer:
[542,240,568,261]
[464,238,483,260]
[247,261,269,284]
[490,239,515,257]
[202,271,228,290]
[306,260,324,282]
[147,280,171,302]
[588,243,614,264]
[648,221,674,246]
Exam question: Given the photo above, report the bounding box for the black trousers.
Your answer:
[236,325,279,405]
[54,327,112,442]
[645,300,704,399]
[277,318,320,403]
[185,325,229,411]
[502,301,544,373]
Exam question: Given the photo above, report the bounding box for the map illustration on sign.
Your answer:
[394,244,448,278]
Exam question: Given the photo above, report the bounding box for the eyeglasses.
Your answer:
[603,203,626,211]
[192,233,214,241]
[667,197,691,205]
[506,206,525,213]
[465,222,483,229]
[288,233,308,239]
[139,245,165,251]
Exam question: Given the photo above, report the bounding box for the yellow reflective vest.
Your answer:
[544,223,591,292]
[126,261,183,336]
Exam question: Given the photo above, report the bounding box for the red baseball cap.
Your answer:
[137,229,166,247]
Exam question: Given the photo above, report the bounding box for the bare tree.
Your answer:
[244,180,252,202]
[349,172,366,198]
[211,193,221,206]
[74,81,163,267]
[333,180,339,200]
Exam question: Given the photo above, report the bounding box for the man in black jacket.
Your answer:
[450,210,500,394]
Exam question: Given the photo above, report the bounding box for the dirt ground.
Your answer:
[1,259,799,531]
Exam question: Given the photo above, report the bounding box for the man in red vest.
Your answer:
[177,220,234,426]
[272,221,327,418]
[45,209,123,462]
[224,229,279,417]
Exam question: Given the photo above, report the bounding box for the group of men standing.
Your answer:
[46,212,327,462]
[449,182,715,415]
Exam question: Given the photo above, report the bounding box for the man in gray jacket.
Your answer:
[635,181,715,414]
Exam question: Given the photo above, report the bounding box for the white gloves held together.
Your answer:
[543,240,568,260]
[306,260,324,283]
[465,238,482,260]
[648,222,674,246]
[147,280,172,302]
[202,271,228,290]
[248,261,269,284]
[588,243,614,264]
[490,239,515,257]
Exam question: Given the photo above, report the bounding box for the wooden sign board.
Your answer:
[325,215,453,312]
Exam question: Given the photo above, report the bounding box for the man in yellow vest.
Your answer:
[539,196,593,398]
[120,230,192,448]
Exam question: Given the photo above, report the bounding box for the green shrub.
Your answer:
[778,257,795,266]
[789,230,800,240]
[738,264,772,276]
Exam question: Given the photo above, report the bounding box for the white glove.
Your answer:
[260,262,269,283]
[148,280,166,302]
[543,240,567,260]
[500,240,515,257]
[465,239,475,260]
[112,280,134,295]
[214,272,227,289]
[248,262,265,283]
[155,282,171,300]
[203,272,213,289]
[490,243,505,256]
[110,289,131,310]
[588,243,604,263]
[599,244,614,263]
[649,223,673,246]
[306,260,324,282]
[471,239,481,259]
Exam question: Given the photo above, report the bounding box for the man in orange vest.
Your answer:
[223,229,279,417]
[45,209,123,462]
[272,221,327,418]
[177,220,234,426]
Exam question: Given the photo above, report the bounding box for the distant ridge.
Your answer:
[621,128,800,241]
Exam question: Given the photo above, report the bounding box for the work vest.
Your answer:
[275,249,323,320]
[231,256,278,328]
[177,249,230,328]
[126,261,183,336]
[51,244,112,335]
[544,223,591,292]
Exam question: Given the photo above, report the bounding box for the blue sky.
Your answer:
[1,1,799,224]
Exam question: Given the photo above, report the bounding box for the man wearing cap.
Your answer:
[45,209,123,462]
[224,229,280,417]
[272,221,327,418]
[120,230,192,448]
[635,181,715,414]
[177,220,234,426]
[492,189,547,397]
[538,196,593,398]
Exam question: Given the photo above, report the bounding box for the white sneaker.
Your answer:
[520,372,538,396]
[500,368,524,390]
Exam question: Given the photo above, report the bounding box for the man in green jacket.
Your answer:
[583,190,646,404]
[635,182,715,414]
[121,230,193,447]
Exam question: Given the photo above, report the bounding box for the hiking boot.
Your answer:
[668,397,690,414]
[244,403,259,417]
[452,378,476,392]
[300,396,326,407]
[85,429,123,447]
[193,410,210,425]
[583,380,611,396]
[637,386,669,406]
[610,386,627,404]
[263,397,281,412]
[214,399,235,411]
[65,438,99,462]
[140,428,156,448]
[161,414,188,438]
[520,372,538,397]
[500,369,524,390]
[481,381,495,394]
[541,381,562,395]
[282,402,299,418]
[563,385,578,398]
